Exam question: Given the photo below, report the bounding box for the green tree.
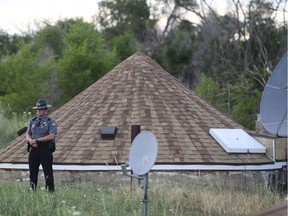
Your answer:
[230,75,262,129]
[242,0,286,72]
[154,20,199,87]
[57,19,118,103]
[97,0,152,42]
[0,43,54,116]
[195,74,227,113]
[107,32,138,61]
[33,24,64,58]
[0,30,31,60]
[193,0,286,129]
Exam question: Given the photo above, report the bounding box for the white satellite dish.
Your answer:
[121,130,158,216]
[260,53,287,137]
[129,131,158,175]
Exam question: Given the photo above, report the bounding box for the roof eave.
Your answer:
[0,161,286,171]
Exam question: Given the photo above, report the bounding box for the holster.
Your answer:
[27,142,31,152]
[48,140,56,152]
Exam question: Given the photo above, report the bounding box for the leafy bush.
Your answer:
[0,111,30,149]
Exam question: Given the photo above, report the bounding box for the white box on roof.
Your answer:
[209,128,266,153]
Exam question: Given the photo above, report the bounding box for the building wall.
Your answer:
[253,135,287,161]
[275,138,288,161]
[254,114,288,162]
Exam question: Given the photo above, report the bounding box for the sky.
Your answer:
[0,0,100,34]
[0,0,286,35]
[0,0,236,34]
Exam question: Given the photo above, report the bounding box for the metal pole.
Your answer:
[142,173,149,216]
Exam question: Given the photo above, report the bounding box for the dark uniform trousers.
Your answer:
[28,145,54,192]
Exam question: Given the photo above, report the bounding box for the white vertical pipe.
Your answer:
[272,139,276,161]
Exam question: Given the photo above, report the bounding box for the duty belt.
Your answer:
[34,141,50,150]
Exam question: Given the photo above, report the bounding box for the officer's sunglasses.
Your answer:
[37,108,47,111]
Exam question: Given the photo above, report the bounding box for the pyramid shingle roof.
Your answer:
[0,52,272,166]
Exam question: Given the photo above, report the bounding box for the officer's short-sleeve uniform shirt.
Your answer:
[27,115,57,139]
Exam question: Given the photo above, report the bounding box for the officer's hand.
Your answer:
[28,139,36,145]
[31,143,38,148]
[28,139,37,148]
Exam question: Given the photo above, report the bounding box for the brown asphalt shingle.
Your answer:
[0,52,272,165]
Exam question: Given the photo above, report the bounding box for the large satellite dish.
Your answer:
[260,53,287,137]
[129,131,158,175]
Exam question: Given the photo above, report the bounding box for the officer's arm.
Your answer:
[26,121,36,144]
[37,134,56,142]
[26,133,36,144]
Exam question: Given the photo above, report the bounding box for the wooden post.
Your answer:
[130,125,141,195]
[131,125,141,143]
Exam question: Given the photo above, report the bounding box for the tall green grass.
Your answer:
[0,179,284,216]
[0,112,31,149]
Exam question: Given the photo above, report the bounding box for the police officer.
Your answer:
[26,99,57,192]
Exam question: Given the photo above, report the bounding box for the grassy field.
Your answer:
[0,179,285,216]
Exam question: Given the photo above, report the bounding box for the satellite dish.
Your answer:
[260,53,287,137]
[129,131,158,175]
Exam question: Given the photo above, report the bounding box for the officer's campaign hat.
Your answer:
[32,99,52,110]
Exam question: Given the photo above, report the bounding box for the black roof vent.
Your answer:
[101,126,117,139]
[17,126,28,136]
